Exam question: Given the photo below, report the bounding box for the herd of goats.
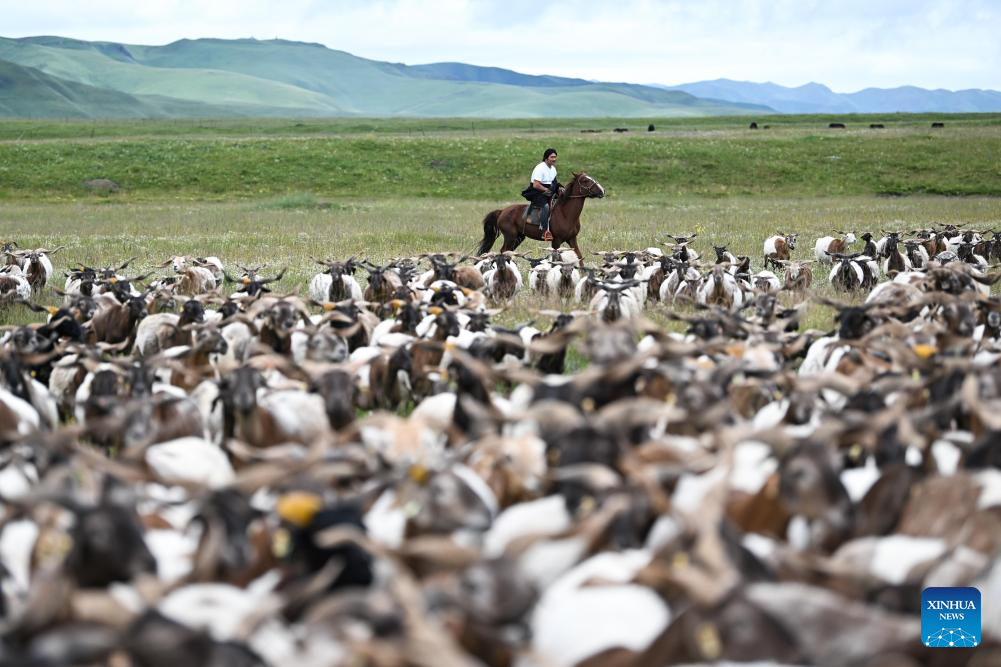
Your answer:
[0,223,1001,666]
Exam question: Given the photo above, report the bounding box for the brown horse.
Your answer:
[476,172,605,263]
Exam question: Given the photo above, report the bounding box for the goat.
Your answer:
[16,246,63,294]
[421,253,485,291]
[777,260,814,292]
[713,245,739,266]
[133,298,207,357]
[659,260,701,303]
[902,240,930,269]
[526,256,553,295]
[751,270,782,293]
[226,266,285,299]
[973,231,1001,264]
[0,266,31,304]
[545,261,580,299]
[697,264,744,309]
[956,242,988,272]
[827,252,878,291]
[216,365,328,447]
[483,253,523,300]
[361,261,404,304]
[88,291,151,346]
[193,256,225,283]
[664,233,700,263]
[250,297,312,355]
[814,231,856,263]
[858,232,878,260]
[64,257,138,299]
[763,232,798,270]
[589,279,643,322]
[159,256,218,295]
[308,258,363,303]
[880,232,911,275]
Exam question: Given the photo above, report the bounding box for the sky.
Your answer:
[2,0,1000,92]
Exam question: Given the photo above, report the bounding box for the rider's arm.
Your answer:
[532,179,550,192]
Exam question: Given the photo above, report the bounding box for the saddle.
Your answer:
[522,204,543,228]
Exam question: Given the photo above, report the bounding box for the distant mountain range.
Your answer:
[0,36,766,119]
[660,79,1001,114]
[1,36,997,119]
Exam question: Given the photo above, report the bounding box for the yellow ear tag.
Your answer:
[696,622,722,660]
[323,302,335,312]
[242,277,252,286]
[47,306,59,315]
[428,306,443,316]
[276,491,322,527]
[912,344,937,360]
[409,463,431,485]
[110,277,119,284]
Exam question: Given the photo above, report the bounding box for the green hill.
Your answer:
[0,58,272,118]
[0,35,768,118]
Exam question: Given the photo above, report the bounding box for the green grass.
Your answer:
[3,116,999,340]
[1,116,1000,201]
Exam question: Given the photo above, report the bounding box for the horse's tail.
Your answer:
[476,209,501,256]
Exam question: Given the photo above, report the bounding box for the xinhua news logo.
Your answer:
[922,587,981,648]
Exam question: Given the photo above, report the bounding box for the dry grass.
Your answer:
[3,195,1000,332]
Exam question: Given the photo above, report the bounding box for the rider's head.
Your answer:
[543,148,558,166]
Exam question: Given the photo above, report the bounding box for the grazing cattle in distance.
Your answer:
[829,122,846,129]
[931,122,945,128]
[869,124,885,129]
[647,124,655,132]
[613,128,629,133]
[749,122,759,129]
[580,129,602,134]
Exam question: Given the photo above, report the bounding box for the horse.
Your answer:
[476,172,605,264]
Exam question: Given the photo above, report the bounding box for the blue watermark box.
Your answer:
[922,587,981,648]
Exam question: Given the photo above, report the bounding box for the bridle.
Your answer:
[564,174,603,199]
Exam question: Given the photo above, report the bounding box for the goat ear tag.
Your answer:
[322,303,335,312]
[242,277,252,286]
[46,306,59,315]
[922,587,980,647]
[276,492,322,527]
[912,344,937,360]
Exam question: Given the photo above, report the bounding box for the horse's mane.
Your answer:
[556,172,585,203]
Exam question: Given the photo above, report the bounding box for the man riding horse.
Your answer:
[477,153,604,265]
[522,148,562,241]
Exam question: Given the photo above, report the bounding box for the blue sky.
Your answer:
[2,0,999,91]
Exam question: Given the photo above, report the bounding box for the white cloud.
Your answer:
[1,0,998,90]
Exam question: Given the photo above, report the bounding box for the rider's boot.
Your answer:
[541,204,553,241]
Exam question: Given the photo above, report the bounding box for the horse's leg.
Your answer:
[502,233,525,252]
[569,237,584,267]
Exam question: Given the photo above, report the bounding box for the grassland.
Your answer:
[1,115,1000,201]
[2,115,1000,335]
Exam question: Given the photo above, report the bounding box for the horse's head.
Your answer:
[569,172,605,199]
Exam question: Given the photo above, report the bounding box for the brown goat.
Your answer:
[764,233,798,270]
[88,292,150,346]
[780,261,814,291]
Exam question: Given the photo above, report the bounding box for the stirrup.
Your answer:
[542,230,553,241]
